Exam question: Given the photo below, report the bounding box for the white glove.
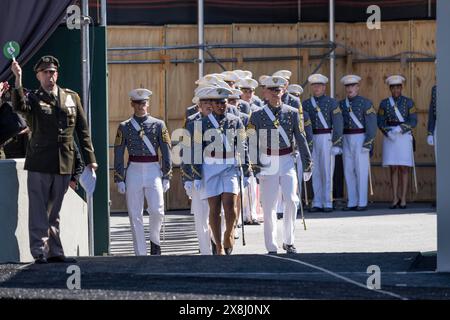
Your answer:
[361,147,370,154]
[117,182,126,194]
[162,179,170,193]
[392,125,402,134]
[303,171,312,182]
[184,181,193,197]
[331,147,342,156]
[194,180,202,191]
[427,135,434,146]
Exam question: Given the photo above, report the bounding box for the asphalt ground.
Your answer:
[1,203,448,301]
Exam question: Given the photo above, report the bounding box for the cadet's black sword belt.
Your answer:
[313,128,332,134]
[266,146,293,156]
[387,121,403,126]
[343,128,365,134]
[129,155,159,163]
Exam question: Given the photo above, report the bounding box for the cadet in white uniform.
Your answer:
[114,88,172,256]
[302,74,343,212]
[339,75,377,211]
[377,75,417,209]
[182,88,214,255]
[248,76,312,254]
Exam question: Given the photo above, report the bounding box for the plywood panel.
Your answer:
[233,24,299,98]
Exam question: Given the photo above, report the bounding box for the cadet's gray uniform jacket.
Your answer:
[427,85,437,136]
[302,95,344,148]
[114,114,172,183]
[339,95,377,151]
[282,92,300,109]
[180,111,202,183]
[185,104,198,119]
[377,95,417,136]
[237,100,251,115]
[191,112,251,180]
[247,103,312,173]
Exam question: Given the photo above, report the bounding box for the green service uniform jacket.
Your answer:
[12,86,96,174]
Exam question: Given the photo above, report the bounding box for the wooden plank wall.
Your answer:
[107,21,436,211]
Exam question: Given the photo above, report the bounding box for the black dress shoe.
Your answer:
[399,204,407,209]
[389,200,400,209]
[323,208,333,213]
[276,212,283,219]
[267,251,278,255]
[356,206,368,211]
[308,207,322,213]
[34,255,48,264]
[150,241,161,255]
[251,219,261,225]
[243,220,252,225]
[211,240,217,255]
[224,248,233,255]
[47,256,77,263]
[282,243,297,254]
[343,206,357,211]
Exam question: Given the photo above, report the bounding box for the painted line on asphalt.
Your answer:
[266,254,408,300]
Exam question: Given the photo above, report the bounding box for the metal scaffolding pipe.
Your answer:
[100,0,107,27]
[198,0,204,78]
[329,0,335,98]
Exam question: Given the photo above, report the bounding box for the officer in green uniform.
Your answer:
[11,56,97,264]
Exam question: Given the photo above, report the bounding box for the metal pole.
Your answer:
[198,0,204,78]
[82,0,95,256]
[329,0,335,98]
[100,0,107,27]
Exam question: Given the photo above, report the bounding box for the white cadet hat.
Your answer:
[195,74,220,86]
[236,77,258,90]
[221,71,240,82]
[258,75,270,85]
[262,76,288,88]
[192,86,214,103]
[385,75,406,86]
[308,73,328,84]
[340,74,362,86]
[272,70,292,81]
[234,69,253,79]
[229,88,243,99]
[129,88,152,101]
[204,87,233,100]
[287,84,304,96]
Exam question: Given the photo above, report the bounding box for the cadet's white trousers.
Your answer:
[126,162,164,256]
[259,154,299,253]
[275,154,303,214]
[343,133,369,207]
[312,133,334,209]
[243,175,258,222]
[190,187,212,255]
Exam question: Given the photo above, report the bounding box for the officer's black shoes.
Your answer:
[243,220,252,225]
[356,206,367,211]
[308,207,322,213]
[282,243,297,254]
[267,251,277,255]
[251,219,261,225]
[343,206,357,211]
[225,248,233,255]
[150,242,161,255]
[389,200,400,209]
[399,204,407,209]
[323,208,333,213]
[34,255,47,264]
[276,212,283,219]
[47,256,77,263]
[211,240,217,255]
